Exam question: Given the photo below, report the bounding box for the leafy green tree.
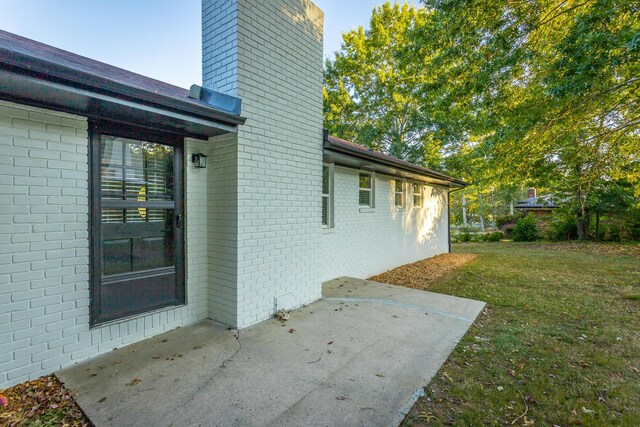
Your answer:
[414,0,640,238]
[323,3,444,168]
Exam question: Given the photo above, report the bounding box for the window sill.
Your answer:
[359,207,375,213]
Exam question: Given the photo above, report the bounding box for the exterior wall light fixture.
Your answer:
[192,153,207,168]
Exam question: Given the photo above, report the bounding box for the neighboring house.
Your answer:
[516,188,557,216]
[0,0,466,388]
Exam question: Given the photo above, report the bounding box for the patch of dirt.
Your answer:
[0,375,90,427]
[368,253,478,289]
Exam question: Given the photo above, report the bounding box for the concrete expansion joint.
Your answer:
[322,297,475,323]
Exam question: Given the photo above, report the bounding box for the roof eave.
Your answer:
[0,47,246,133]
[323,138,469,188]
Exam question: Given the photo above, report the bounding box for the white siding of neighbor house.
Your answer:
[0,101,209,388]
[320,166,450,282]
[203,0,325,328]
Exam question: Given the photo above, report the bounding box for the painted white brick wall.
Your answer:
[203,0,325,328]
[320,167,450,282]
[0,101,209,388]
[184,138,211,323]
[207,133,239,327]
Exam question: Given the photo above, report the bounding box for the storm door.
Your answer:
[90,123,184,325]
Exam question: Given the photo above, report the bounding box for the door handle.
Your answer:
[176,214,182,229]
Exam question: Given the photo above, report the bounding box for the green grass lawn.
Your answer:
[401,242,640,427]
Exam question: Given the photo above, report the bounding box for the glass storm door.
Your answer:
[91,128,184,324]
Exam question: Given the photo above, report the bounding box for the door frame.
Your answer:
[89,120,185,326]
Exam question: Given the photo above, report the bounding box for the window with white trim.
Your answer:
[359,172,374,208]
[322,165,334,227]
[413,183,423,208]
[394,180,405,208]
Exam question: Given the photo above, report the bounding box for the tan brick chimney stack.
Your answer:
[528,188,536,199]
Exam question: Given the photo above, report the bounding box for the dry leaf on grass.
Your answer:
[0,375,89,426]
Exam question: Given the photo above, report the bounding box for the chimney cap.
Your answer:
[189,84,242,116]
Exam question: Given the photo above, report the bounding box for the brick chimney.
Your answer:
[528,188,536,199]
[201,0,325,328]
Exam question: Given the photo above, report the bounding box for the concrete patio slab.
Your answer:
[57,277,485,427]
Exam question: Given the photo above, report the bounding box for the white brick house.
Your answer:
[0,0,466,388]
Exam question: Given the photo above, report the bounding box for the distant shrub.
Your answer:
[495,213,524,228]
[479,231,503,242]
[625,209,640,241]
[607,223,621,242]
[548,216,578,241]
[512,214,538,242]
[458,227,473,242]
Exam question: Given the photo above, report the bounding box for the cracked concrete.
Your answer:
[57,277,485,427]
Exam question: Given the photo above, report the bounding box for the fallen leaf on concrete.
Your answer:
[328,341,333,345]
[275,309,289,321]
[126,378,141,387]
[375,373,385,378]
[336,396,346,400]
[289,328,296,333]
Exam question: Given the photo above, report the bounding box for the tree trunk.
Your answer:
[462,195,468,227]
[577,210,589,240]
[576,187,589,240]
[509,199,514,215]
[491,191,497,229]
[595,211,600,241]
[478,193,485,231]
